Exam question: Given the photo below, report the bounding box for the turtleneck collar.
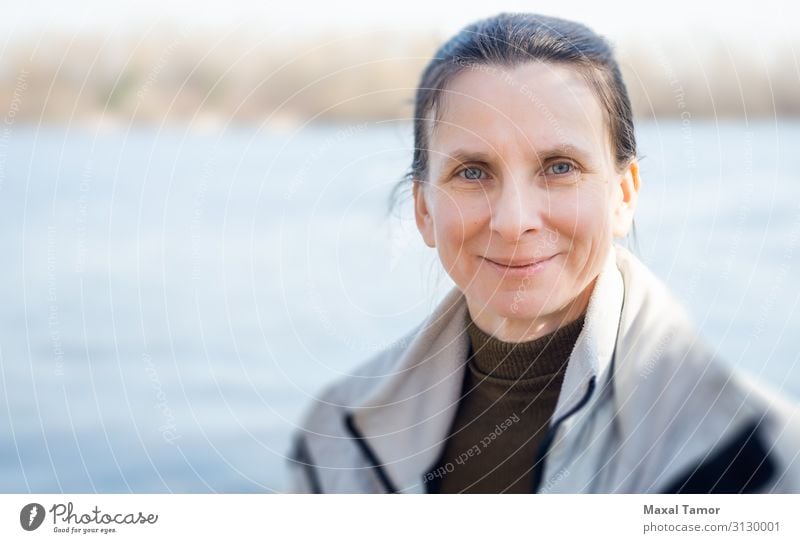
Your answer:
[465,310,587,381]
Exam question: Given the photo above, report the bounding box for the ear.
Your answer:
[611,159,642,238]
[412,180,436,248]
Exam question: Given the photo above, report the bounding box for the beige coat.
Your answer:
[287,244,800,493]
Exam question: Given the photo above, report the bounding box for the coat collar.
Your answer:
[348,245,625,493]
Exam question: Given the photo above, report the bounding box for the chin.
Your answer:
[475,289,554,320]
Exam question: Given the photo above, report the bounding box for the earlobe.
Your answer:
[412,181,436,248]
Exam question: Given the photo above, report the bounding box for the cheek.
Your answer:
[552,184,611,242]
[433,195,487,246]
[556,185,614,282]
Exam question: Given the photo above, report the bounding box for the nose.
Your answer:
[489,176,547,242]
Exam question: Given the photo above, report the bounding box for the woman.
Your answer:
[287,12,800,493]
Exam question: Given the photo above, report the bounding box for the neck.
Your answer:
[467,277,596,343]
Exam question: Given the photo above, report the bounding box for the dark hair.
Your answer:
[389,12,639,248]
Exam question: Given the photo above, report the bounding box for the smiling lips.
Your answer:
[482,254,558,277]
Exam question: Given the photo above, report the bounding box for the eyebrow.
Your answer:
[439,144,595,168]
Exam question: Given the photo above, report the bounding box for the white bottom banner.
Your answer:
[2,494,799,542]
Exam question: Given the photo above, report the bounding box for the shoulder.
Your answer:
[612,245,703,380]
[614,245,694,329]
[610,246,800,491]
[613,245,756,404]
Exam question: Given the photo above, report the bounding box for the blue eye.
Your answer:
[549,162,574,175]
[458,166,485,181]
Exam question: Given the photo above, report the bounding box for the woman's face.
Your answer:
[413,61,640,341]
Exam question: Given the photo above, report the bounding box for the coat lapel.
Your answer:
[552,246,624,422]
[348,286,471,493]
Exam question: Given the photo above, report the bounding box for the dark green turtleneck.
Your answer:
[426,310,586,493]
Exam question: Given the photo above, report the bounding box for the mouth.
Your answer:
[481,253,559,277]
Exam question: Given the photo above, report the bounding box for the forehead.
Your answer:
[429,61,608,160]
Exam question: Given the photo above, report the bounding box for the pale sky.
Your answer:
[3,0,797,46]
